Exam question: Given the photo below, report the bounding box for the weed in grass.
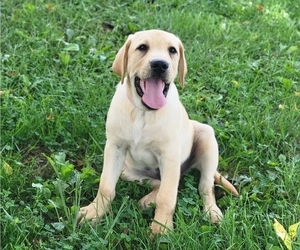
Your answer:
[1,0,300,249]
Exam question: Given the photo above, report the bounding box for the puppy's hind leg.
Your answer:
[191,121,223,223]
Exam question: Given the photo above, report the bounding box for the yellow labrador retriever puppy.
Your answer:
[78,29,238,235]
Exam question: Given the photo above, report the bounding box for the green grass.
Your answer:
[1,0,300,249]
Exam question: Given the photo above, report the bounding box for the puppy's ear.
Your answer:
[178,42,187,87]
[112,35,132,84]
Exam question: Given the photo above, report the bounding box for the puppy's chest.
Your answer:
[123,112,160,144]
[125,116,161,166]
[128,122,157,151]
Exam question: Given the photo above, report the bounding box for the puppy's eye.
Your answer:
[137,44,148,51]
[169,47,177,54]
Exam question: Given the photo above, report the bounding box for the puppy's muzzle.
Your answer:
[134,59,170,110]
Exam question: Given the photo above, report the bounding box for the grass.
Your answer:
[1,0,299,249]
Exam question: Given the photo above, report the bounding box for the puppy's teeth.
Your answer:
[141,81,146,92]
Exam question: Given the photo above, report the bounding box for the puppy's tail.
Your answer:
[214,172,239,196]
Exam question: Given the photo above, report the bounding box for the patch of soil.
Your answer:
[22,146,54,180]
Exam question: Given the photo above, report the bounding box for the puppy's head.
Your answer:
[112,29,187,110]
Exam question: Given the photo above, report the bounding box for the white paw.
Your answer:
[77,202,104,226]
[206,205,223,224]
[138,192,157,209]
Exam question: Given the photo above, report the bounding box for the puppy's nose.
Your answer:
[150,59,169,74]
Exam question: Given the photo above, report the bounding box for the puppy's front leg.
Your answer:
[77,142,126,225]
[150,155,181,235]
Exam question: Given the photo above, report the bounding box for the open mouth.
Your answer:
[134,77,170,110]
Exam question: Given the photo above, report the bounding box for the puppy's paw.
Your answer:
[150,220,173,236]
[77,202,104,226]
[138,191,157,209]
[205,205,223,224]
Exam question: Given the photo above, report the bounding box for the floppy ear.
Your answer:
[178,42,187,87]
[112,36,132,84]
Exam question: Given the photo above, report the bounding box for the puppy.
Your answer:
[78,29,238,235]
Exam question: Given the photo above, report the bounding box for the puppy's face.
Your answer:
[112,30,187,110]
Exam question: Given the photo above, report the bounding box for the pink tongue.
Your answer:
[141,79,166,109]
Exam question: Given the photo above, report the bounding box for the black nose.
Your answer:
[150,59,169,74]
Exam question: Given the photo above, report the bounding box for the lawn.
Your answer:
[1,0,299,249]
